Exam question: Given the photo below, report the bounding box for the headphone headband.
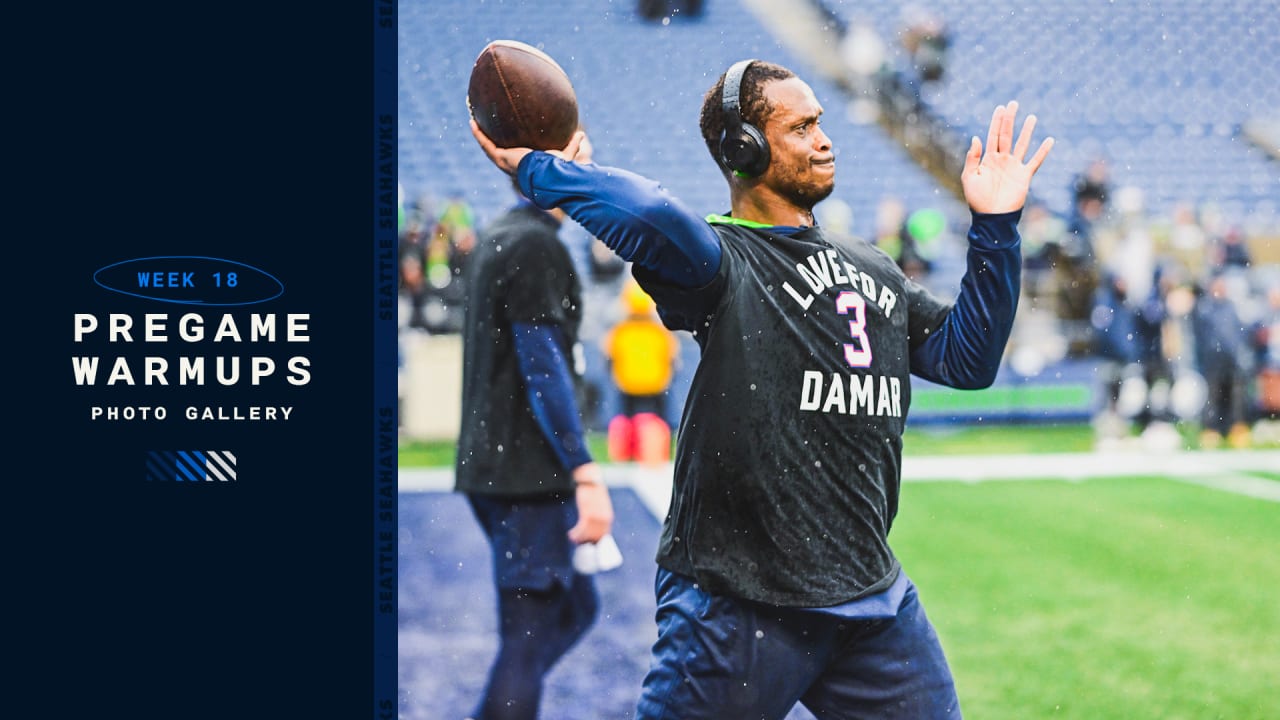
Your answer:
[722,59,753,129]
[718,59,771,177]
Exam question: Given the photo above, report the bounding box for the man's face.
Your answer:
[758,77,835,211]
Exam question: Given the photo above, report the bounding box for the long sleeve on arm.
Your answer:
[512,322,593,471]
[516,151,721,288]
[910,210,1022,389]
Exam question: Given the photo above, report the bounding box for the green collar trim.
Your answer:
[705,213,773,228]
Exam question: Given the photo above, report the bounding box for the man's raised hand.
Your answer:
[961,101,1054,214]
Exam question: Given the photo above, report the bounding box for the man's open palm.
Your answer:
[962,101,1054,214]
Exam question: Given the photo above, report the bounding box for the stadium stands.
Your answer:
[398,0,965,240]
[398,0,1280,432]
[818,0,1280,227]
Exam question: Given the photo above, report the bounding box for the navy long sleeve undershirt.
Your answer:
[517,151,1022,390]
[512,321,592,472]
[907,209,1022,389]
[516,152,722,287]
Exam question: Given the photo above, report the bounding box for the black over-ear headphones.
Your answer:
[719,59,771,177]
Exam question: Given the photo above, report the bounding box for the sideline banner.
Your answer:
[16,2,394,717]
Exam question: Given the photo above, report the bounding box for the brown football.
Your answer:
[467,40,579,151]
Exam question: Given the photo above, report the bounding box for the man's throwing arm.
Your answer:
[516,152,721,289]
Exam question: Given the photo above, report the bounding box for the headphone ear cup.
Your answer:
[720,122,770,177]
[740,122,770,176]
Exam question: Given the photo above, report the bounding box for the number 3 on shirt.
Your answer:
[836,291,872,368]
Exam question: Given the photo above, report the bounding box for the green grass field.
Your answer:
[893,477,1279,720]
[397,422,1102,468]
[401,424,1279,718]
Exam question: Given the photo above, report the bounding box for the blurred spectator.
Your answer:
[899,5,950,84]
[421,192,478,333]
[873,196,935,282]
[1161,200,1209,277]
[398,221,430,331]
[1192,274,1253,448]
[573,228,631,432]
[1019,201,1068,307]
[1250,285,1280,441]
[637,0,703,21]
[816,196,855,238]
[1132,265,1175,430]
[1066,157,1109,260]
[1056,162,1111,355]
[1211,226,1252,271]
[905,207,946,274]
[404,189,437,235]
[601,279,680,464]
[838,16,889,104]
[1157,276,1202,419]
[1090,272,1142,442]
[430,192,477,287]
[637,0,665,19]
[873,195,907,249]
[1103,187,1156,309]
[1072,157,1111,212]
[397,184,435,331]
[1254,285,1280,375]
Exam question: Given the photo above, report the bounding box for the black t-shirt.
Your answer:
[455,203,583,496]
[635,221,952,606]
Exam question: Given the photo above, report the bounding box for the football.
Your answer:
[467,40,579,151]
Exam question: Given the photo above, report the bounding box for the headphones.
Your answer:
[719,59,771,177]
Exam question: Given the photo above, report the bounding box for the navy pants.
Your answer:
[468,494,600,720]
[636,569,960,720]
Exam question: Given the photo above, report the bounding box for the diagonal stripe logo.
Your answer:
[146,451,238,482]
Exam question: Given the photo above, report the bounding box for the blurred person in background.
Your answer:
[398,216,431,331]
[873,194,907,255]
[1065,156,1108,268]
[1131,264,1176,434]
[1211,225,1253,272]
[874,197,939,283]
[454,156,616,719]
[1052,161,1111,355]
[637,0,703,21]
[900,6,949,81]
[1089,271,1142,444]
[1071,156,1110,216]
[423,192,478,333]
[601,279,680,464]
[1159,200,1209,278]
[1192,273,1254,448]
[1247,283,1280,444]
[1018,200,1067,309]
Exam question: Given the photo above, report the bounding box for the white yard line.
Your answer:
[1171,474,1280,502]
[400,450,1280,519]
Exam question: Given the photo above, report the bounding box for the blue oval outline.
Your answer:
[93,255,285,306]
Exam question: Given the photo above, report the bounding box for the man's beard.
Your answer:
[780,176,835,214]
